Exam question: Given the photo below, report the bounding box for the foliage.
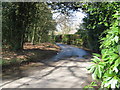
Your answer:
[77,2,120,52]
[26,3,56,44]
[2,2,31,50]
[2,2,120,88]
[2,2,56,50]
[54,34,83,46]
[84,82,97,88]
[88,9,120,88]
[46,2,120,88]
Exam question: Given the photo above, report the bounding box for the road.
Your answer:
[1,44,93,88]
[51,43,88,61]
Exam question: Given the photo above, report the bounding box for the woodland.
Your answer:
[2,2,120,88]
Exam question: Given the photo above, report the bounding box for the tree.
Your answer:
[2,2,56,50]
[2,2,36,50]
[77,2,120,52]
[25,2,56,44]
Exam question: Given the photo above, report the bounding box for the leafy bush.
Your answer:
[88,10,120,88]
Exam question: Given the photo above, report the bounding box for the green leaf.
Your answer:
[88,65,95,73]
[110,77,118,88]
[117,45,120,55]
[114,36,119,43]
[98,65,102,78]
[104,22,108,26]
[92,56,101,63]
[90,82,97,86]
[93,53,101,57]
[113,66,118,73]
[114,58,120,67]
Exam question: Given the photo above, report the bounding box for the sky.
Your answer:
[52,9,86,34]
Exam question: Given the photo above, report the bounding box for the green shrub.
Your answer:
[88,10,120,88]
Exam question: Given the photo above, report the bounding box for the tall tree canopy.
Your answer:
[2,2,56,50]
[76,2,120,52]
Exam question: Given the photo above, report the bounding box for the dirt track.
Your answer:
[1,44,93,88]
[2,57,93,88]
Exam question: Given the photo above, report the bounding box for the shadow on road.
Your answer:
[2,43,93,88]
